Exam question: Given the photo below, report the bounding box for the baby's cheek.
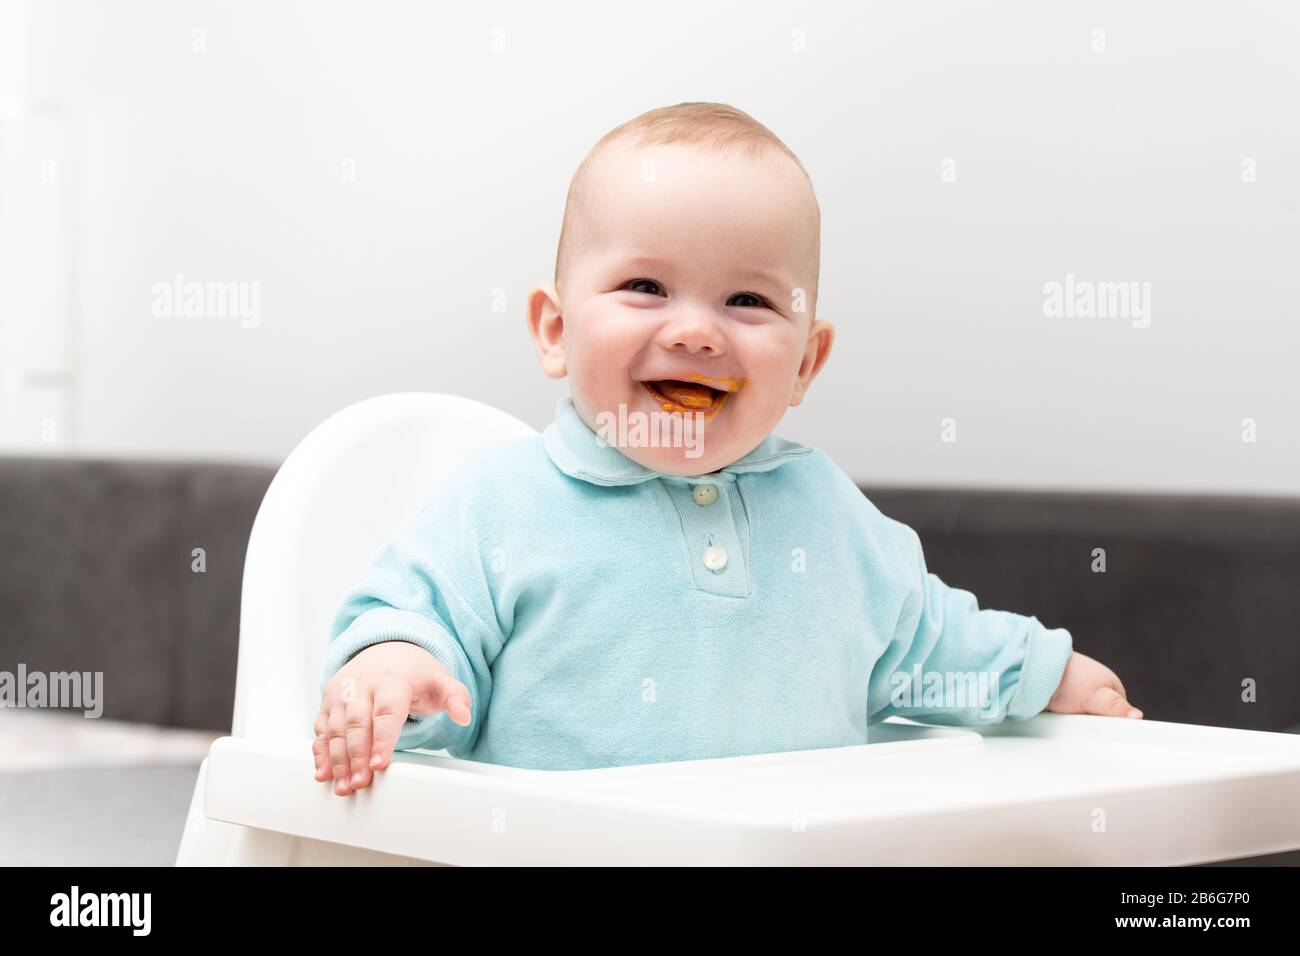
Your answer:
[568,366,632,424]
[570,362,618,404]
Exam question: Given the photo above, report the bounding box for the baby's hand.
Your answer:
[1046,651,1142,719]
[312,641,473,796]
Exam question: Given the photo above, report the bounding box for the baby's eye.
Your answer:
[624,278,666,296]
[728,292,770,309]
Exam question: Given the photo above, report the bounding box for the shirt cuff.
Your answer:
[1006,624,1074,720]
[320,608,473,751]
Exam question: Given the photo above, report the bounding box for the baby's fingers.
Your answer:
[1088,686,1143,719]
[369,678,412,772]
[312,731,331,781]
[429,673,473,727]
[312,710,330,781]
[326,703,353,794]
[344,689,376,791]
[445,683,473,726]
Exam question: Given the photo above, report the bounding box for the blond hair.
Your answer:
[554,102,820,299]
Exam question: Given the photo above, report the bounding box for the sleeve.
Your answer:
[866,525,1073,727]
[318,475,505,754]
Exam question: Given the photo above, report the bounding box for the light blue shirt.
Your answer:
[321,396,1073,770]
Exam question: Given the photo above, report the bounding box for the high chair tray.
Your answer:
[203,714,1300,865]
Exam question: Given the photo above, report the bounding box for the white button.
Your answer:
[692,483,719,506]
[702,545,728,572]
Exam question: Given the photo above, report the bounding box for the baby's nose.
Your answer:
[659,314,725,354]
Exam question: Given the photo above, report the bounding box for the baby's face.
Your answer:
[529,142,832,476]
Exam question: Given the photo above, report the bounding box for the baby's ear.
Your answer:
[526,284,566,379]
[790,318,834,405]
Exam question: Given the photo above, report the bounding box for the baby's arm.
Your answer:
[312,467,506,795]
[866,524,1140,726]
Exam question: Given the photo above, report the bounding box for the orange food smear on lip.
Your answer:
[642,381,732,418]
[685,372,748,392]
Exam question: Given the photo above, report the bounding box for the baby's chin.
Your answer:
[577,388,772,476]
[619,442,734,477]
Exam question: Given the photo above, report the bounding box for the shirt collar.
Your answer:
[542,395,813,487]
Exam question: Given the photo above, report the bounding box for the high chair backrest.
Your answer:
[230,393,537,741]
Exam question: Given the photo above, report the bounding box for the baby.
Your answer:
[313,102,1141,795]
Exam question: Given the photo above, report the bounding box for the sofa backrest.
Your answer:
[0,457,273,730]
[1,455,1295,734]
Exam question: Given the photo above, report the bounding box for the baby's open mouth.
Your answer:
[640,375,744,417]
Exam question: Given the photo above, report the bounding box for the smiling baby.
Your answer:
[313,102,1141,794]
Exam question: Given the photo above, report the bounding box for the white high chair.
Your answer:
[176,393,1300,866]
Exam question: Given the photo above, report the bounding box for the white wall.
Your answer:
[15,0,1300,493]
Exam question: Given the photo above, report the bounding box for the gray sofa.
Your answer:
[2,455,1298,735]
[0,457,271,730]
